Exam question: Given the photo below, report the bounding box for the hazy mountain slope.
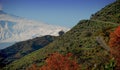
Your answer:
[3,0,120,70]
[0,35,56,68]
[91,0,120,23]
[0,11,69,49]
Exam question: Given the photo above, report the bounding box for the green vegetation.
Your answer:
[91,0,120,24]
[104,58,116,70]
[2,0,120,70]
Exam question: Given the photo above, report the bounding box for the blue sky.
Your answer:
[0,0,115,28]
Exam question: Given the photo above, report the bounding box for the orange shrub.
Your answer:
[109,26,120,69]
[26,52,79,70]
[40,52,79,70]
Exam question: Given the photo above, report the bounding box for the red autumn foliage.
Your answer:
[109,26,120,69]
[114,26,120,37]
[26,52,79,70]
[40,52,79,70]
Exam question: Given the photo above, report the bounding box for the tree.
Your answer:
[58,30,64,36]
[109,26,120,69]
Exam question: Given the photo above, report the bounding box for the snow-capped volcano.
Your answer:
[0,10,69,49]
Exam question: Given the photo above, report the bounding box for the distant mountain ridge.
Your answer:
[0,10,69,49]
[0,35,56,67]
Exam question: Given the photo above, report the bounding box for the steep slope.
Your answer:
[91,0,120,23]
[3,0,119,70]
[4,20,118,70]
[0,35,56,68]
[0,10,69,49]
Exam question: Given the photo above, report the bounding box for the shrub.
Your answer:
[40,52,79,70]
[109,26,120,69]
[26,52,79,70]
